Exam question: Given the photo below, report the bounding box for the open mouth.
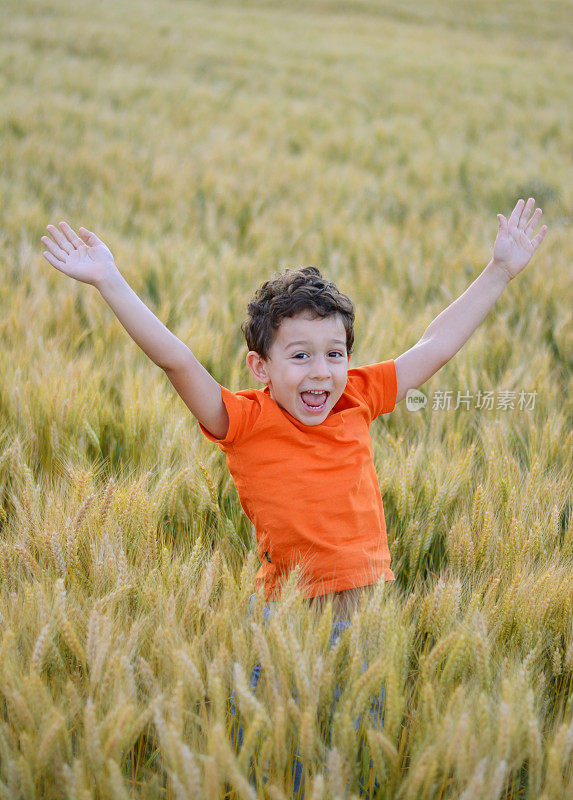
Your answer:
[300,390,330,412]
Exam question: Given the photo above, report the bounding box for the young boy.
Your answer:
[41,198,547,622]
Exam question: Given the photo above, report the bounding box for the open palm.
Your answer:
[493,198,548,280]
[41,222,117,287]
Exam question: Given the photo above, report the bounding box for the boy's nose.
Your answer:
[309,357,330,379]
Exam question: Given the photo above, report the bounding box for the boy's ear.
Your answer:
[246,351,270,384]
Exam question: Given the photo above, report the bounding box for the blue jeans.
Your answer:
[228,595,385,798]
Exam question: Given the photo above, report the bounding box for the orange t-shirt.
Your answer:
[200,360,397,600]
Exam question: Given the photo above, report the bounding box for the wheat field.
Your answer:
[1,0,572,797]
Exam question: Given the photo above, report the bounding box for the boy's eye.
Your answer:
[329,351,344,358]
[292,353,307,360]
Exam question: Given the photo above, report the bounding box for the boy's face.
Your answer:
[246,312,350,425]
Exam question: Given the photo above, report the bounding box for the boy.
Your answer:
[41,198,547,621]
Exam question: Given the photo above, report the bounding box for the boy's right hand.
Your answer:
[41,222,118,288]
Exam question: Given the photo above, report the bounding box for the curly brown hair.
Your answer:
[242,266,355,358]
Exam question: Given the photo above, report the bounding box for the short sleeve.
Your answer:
[347,360,397,420]
[198,385,261,447]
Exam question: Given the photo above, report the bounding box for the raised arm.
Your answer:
[41,222,229,438]
[394,198,548,403]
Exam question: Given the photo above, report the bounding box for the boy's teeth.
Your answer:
[301,390,328,408]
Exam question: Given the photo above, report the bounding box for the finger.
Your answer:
[518,197,535,229]
[46,223,72,254]
[41,235,68,262]
[497,214,508,237]
[78,227,103,247]
[42,250,66,269]
[58,221,83,249]
[524,208,542,238]
[531,225,548,251]
[508,199,525,228]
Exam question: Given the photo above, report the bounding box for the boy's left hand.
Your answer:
[492,197,548,281]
